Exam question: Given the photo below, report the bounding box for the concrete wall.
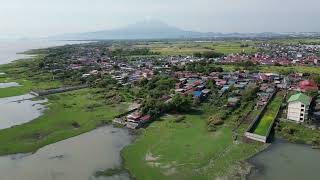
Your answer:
[35,85,88,96]
[287,101,308,122]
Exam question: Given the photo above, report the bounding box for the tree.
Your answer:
[193,52,202,58]
[206,79,216,91]
[207,115,224,132]
[311,75,320,85]
[170,94,193,112]
[241,84,258,102]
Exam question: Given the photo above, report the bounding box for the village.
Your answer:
[1,39,320,180]
[39,42,320,143]
[221,43,320,65]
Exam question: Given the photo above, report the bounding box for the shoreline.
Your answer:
[245,137,320,180]
[0,125,133,180]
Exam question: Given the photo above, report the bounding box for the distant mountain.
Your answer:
[49,20,320,40]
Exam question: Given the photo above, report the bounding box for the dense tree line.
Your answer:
[193,51,224,59]
[111,48,160,57]
[136,76,193,119]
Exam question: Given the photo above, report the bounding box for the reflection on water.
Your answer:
[0,94,46,129]
[248,139,320,180]
[0,82,21,88]
[0,126,132,180]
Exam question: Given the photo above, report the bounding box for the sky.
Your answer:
[0,0,320,38]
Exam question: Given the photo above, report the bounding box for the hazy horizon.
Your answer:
[1,0,320,38]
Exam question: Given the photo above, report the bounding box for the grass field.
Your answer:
[253,93,283,136]
[0,58,62,98]
[134,41,257,55]
[0,88,129,155]
[0,77,61,98]
[217,64,320,75]
[122,106,263,180]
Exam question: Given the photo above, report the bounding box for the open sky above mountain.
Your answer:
[1,0,320,38]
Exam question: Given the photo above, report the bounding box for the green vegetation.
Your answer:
[95,167,125,177]
[276,121,320,147]
[0,88,129,155]
[134,41,257,56]
[0,58,61,98]
[268,38,320,45]
[123,98,264,180]
[0,78,60,98]
[123,112,263,180]
[215,64,320,75]
[253,93,283,136]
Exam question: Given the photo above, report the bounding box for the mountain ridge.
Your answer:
[49,20,320,40]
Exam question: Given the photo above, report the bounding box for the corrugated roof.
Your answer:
[288,93,311,105]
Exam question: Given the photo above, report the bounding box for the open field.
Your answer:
[0,88,129,155]
[269,38,320,45]
[217,64,320,75]
[134,41,257,55]
[0,77,61,98]
[122,104,264,180]
[0,58,62,98]
[253,93,283,136]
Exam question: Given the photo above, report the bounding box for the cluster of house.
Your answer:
[220,43,320,66]
[66,51,207,86]
[112,103,154,129]
[174,71,290,108]
[174,75,211,101]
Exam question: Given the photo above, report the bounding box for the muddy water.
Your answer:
[0,82,21,88]
[0,94,46,129]
[0,126,132,180]
[248,139,320,180]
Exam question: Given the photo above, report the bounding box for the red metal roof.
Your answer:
[140,115,151,122]
[299,80,318,92]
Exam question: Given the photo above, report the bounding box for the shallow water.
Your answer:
[0,94,46,129]
[0,126,132,180]
[248,139,320,180]
[0,39,90,65]
[0,82,21,88]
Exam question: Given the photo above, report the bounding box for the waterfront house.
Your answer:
[287,93,311,123]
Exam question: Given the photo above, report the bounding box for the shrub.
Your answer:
[174,116,186,123]
[208,116,224,126]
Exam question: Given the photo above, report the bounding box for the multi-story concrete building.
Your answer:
[287,93,311,122]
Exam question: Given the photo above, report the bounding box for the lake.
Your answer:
[0,82,21,88]
[0,92,132,180]
[0,94,46,130]
[0,126,132,180]
[0,39,90,65]
[248,139,320,180]
[0,39,133,180]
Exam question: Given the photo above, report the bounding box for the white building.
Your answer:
[287,93,311,123]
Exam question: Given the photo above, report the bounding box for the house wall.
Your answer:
[287,101,308,122]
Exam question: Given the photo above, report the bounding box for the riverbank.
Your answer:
[0,126,132,180]
[0,88,130,155]
[0,94,47,130]
[0,57,62,98]
[276,120,320,147]
[247,138,320,180]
